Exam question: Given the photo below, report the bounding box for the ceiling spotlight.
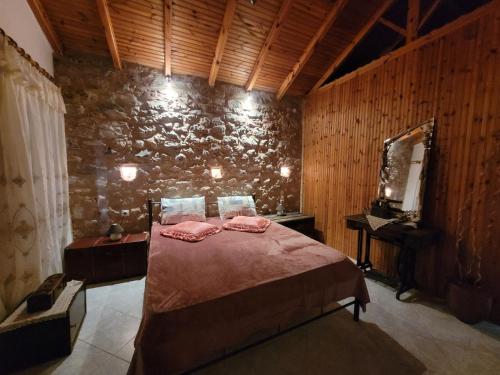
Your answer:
[248,0,256,5]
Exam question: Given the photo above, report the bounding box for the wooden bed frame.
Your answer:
[146,198,361,370]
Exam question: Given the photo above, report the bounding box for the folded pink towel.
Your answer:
[160,221,221,242]
[223,216,271,233]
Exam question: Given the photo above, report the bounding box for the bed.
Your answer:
[128,201,370,375]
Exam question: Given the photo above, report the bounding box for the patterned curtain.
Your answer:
[0,35,72,321]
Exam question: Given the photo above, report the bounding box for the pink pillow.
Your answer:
[223,216,271,233]
[160,221,221,242]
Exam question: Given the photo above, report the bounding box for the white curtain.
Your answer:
[0,35,72,321]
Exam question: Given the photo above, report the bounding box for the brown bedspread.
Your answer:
[129,219,369,375]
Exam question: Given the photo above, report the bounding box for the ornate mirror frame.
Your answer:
[377,118,435,223]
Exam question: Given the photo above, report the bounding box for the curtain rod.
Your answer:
[0,27,57,85]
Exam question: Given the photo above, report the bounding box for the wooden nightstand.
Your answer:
[64,232,149,284]
[266,212,316,239]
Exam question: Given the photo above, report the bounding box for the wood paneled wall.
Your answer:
[303,4,500,321]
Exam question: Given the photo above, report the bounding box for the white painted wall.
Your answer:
[0,0,54,74]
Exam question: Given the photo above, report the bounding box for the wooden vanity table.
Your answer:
[346,214,439,300]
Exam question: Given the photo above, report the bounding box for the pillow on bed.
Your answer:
[217,195,256,220]
[160,197,206,225]
[160,221,221,242]
[223,216,271,233]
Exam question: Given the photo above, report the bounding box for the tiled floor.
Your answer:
[16,277,500,375]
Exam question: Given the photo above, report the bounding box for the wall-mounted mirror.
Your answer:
[376,118,435,223]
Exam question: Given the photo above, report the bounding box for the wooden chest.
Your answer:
[64,232,149,284]
[0,281,86,373]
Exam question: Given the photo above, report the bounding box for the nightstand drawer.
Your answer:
[283,220,315,237]
[123,245,148,276]
[266,213,317,240]
[64,233,149,284]
[92,247,124,282]
[64,247,92,282]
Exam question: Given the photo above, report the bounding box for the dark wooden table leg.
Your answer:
[396,246,417,300]
[353,298,360,322]
[356,229,363,267]
[363,233,373,271]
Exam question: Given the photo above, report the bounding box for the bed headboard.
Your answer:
[147,194,257,233]
[147,199,161,233]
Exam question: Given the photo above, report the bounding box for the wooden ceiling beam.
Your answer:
[245,0,294,91]
[317,0,498,93]
[208,0,238,87]
[419,0,443,29]
[381,0,443,57]
[309,0,395,94]
[378,17,406,36]
[276,0,349,100]
[406,0,420,43]
[164,0,172,76]
[96,0,122,70]
[27,0,63,55]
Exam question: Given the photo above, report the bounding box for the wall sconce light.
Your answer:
[120,164,138,182]
[162,76,178,100]
[385,186,392,198]
[280,166,291,178]
[242,93,255,111]
[210,166,223,179]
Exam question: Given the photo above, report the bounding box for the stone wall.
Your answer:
[55,53,302,238]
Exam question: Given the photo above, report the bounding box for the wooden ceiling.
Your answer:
[30,0,439,97]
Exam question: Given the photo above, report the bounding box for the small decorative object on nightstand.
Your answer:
[64,232,149,284]
[276,196,285,216]
[266,212,316,240]
[107,223,124,241]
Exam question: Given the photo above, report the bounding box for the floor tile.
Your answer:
[13,276,500,375]
[15,340,129,375]
[115,336,136,362]
[79,306,140,355]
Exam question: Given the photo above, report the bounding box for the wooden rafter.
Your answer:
[164,0,172,76]
[96,0,122,70]
[383,0,443,56]
[208,0,237,87]
[245,0,294,91]
[419,0,443,29]
[406,0,420,43]
[317,0,499,93]
[276,0,348,100]
[378,17,406,36]
[309,0,395,94]
[27,0,63,55]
